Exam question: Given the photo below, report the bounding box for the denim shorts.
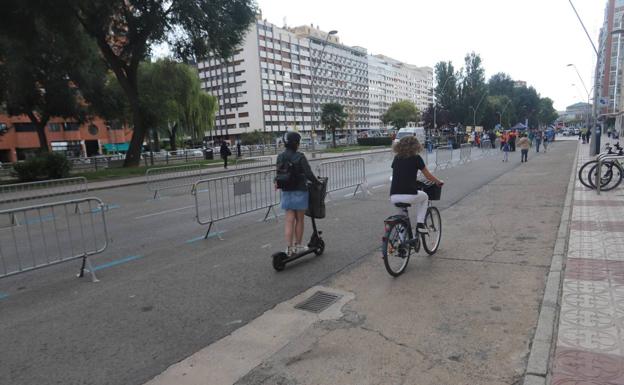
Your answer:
[281,190,309,211]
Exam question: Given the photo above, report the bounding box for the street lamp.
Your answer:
[497,99,513,128]
[469,92,488,129]
[567,64,592,137]
[310,29,338,154]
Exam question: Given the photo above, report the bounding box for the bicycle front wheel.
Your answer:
[578,160,598,189]
[588,162,623,191]
[382,221,411,277]
[422,206,442,255]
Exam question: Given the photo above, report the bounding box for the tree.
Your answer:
[381,101,420,130]
[0,0,107,151]
[488,73,515,97]
[241,130,272,145]
[458,52,487,126]
[538,97,558,127]
[434,61,459,121]
[321,103,348,148]
[63,0,257,166]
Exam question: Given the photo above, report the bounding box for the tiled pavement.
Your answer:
[551,144,624,384]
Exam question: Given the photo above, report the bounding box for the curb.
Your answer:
[522,142,578,385]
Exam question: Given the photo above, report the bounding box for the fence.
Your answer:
[146,164,204,199]
[435,146,453,170]
[0,177,89,207]
[192,169,280,239]
[0,198,108,282]
[232,156,273,170]
[316,157,369,197]
[459,144,472,164]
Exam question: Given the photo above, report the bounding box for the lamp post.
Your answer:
[497,99,513,128]
[310,30,338,155]
[469,92,488,129]
[567,64,592,142]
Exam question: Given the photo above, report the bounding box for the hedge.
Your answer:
[357,137,393,146]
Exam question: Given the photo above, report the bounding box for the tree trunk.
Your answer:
[123,94,145,167]
[26,112,50,153]
[152,130,160,152]
[332,127,337,148]
[169,123,178,151]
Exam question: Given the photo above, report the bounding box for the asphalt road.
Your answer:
[0,141,572,385]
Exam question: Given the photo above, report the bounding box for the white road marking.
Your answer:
[134,205,195,219]
[372,184,386,190]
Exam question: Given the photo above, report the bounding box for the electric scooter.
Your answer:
[271,177,328,271]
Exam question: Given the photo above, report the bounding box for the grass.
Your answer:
[75,159,224,181]
[322,145,391,154]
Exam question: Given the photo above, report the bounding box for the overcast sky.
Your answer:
[258,0,605,111]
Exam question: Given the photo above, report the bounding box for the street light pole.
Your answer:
[568,64,592,141]
[310,30,337,155]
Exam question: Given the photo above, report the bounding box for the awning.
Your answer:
[103,143,129,152]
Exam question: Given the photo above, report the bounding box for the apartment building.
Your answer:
[197,17,432,139]
[368,54,433,127]
[197,19,314,137]
[0,115,132,162]
[289,25,370,130]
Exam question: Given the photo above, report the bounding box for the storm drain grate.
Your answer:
[294,291,342,313]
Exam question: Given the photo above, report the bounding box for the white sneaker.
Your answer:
[295,244,309,253]
[285,246,294,256]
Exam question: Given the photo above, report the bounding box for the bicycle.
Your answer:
[578,142,624,190]
[381,200,442,277]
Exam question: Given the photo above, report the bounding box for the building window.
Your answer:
[239,112,249,118]
[240,123,250,128]
[88,124,99,136]
[48,123,63,132]
[64,122,80,131]
[14,123,37,132]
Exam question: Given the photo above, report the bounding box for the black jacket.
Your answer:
[276,149,320,191]
[220,143,231,157]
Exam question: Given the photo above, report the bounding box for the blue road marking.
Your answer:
[185,231,226,244]
[24,215,54,225]
[90,204,121,214]
[91,255,143,272]
[0,292,9,300]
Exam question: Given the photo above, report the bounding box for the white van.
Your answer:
[395,127,426,144]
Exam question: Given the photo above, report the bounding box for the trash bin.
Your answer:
[204,148,214,160]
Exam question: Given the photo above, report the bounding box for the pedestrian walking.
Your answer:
[275,132,321,256]
[509,130,517,152]
[543,134,549,153]
[220,142,232,169]
[236,141,242,158]
[501,131,508,151]
[502,141,510,162]
[535,130,542,153]
[518,133,530,163]
[489,131,497,148]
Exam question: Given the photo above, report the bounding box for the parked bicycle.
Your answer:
[578,142,624,191]
[381,195,442,277]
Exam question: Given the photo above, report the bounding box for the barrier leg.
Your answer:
[78,255,100,283]
[203,221,224,240]
[153,190,159,200]
[263,205,279,222]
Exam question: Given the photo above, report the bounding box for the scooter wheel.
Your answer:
[313,239,325,256]
[272,252,287,271]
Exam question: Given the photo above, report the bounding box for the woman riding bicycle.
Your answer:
[390,136,444,234]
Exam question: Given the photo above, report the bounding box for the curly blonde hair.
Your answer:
[393,136,423,158]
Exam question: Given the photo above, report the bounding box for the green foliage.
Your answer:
[434,61,459,118]
[357,137,393,146]
[241,130,272,145]
[0,0,108,150]
[12,152,72,182]
[538,97,558,126]
[459,52,488,125]
[321,103,348,147]
[381,100,420,129]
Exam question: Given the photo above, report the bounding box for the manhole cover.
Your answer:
[294,291,342,313]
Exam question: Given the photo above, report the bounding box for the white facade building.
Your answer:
[197,18,432,138]
[368,54,433,128]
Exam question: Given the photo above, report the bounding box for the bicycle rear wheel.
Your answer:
[422,206,442,255]
[382,221,411,277]
[578,160,598,189]
[588,162,623,191]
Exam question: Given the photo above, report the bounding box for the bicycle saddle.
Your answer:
[394,203,411,208]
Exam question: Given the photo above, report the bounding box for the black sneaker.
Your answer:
[416,223,429,234]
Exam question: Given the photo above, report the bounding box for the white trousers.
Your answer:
[390,192,429,225]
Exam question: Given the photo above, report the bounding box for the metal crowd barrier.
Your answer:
[0,177,89,206]
[480,140,492,156]
[316,157,370,198]
[435,146,453,170]
[459,144,472,164]
[146,163,203,199]
[0,197,108,282]
[232,156,273,170]
[192,169,280,239]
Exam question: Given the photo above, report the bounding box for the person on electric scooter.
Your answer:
[390,136,444,234]
[276,132,321,256]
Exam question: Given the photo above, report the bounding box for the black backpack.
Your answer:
[275,155,299,190]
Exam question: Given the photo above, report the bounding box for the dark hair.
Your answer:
[284,132,301,151]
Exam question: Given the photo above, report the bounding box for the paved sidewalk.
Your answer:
[550,144,624,384]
